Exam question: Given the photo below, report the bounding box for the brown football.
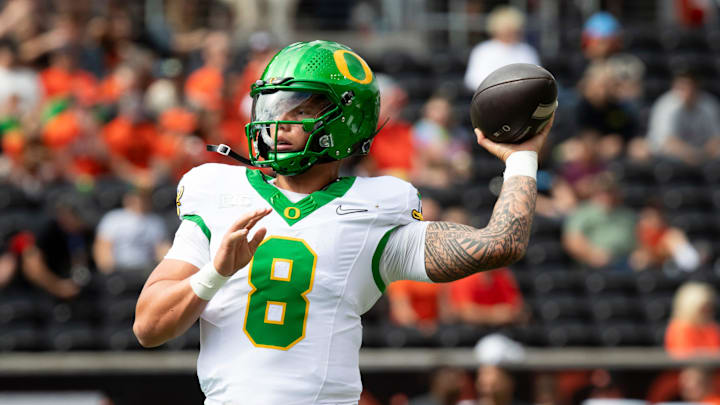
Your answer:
[470,63,557,144]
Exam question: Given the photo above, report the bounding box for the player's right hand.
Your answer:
[474,113,555,162]
[213,208,272,277]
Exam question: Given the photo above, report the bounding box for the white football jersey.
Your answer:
[172,163,423,405]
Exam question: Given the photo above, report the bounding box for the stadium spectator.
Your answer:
[185,31,231,112]
[0,250,16,289]
[574,62,637,160]
[629,203,700,272]
[220,0,300,43]
[570,369,624,405]
[553,132,608,207]
[387,280,448,335]
[412,95,471,188]
[21,198,91,299]
[448,268,524,326]
[366,74,415,179]
[562,174,636,270]
[93,187,169,273]
[458,334,527,405]
[678,367,720,405]
[409,367,469,405]
[232,31,277,126]
[644,69,720,164]
[0,37,39,116]
[464,6,539,91]
[665,281,720,358]
[581,12,622,63]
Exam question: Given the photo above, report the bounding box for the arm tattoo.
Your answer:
[424,176,536,282]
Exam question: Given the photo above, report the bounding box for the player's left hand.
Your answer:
[213,208,272,277]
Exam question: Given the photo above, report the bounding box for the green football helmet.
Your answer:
[246,40,380,176]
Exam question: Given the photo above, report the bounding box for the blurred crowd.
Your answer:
[0,0,719,392]
[1,0,720,404]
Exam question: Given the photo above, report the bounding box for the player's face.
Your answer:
[253,92,332,152]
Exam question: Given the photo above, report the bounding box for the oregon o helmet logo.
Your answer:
[332,50,373,84]
[284,207,301,219]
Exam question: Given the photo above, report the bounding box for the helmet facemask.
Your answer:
[247,90,341,176]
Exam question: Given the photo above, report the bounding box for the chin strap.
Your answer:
[206,144,254,166]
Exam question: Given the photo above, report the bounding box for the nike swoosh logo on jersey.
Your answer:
[336,205,369,215]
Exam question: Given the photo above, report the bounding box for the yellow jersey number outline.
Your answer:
[243,236,317,350]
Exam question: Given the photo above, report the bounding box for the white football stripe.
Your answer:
[532,100,558,119]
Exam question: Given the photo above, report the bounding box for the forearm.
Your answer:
[563,232,607,266]
[134,278,208,348]
[424,176,536,282]
[22,250,67,293]
[93,239,114,274]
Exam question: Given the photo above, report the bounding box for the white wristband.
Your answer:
[504,151,538,181]
[189,262,230,301]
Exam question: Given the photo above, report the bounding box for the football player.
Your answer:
[134,40,551,405]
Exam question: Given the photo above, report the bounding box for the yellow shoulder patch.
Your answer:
[411,209,423,221]
[176,186,184,216]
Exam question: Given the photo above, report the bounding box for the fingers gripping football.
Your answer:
[475,113,555,162]
[213,208,271,277]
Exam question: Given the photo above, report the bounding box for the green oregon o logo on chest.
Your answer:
[283,206,301,219]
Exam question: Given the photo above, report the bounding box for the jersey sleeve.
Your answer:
[175,163,239,243]
[164,219,211,269]
[370,178,431,286]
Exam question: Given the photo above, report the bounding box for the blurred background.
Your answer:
[1,0,720,404]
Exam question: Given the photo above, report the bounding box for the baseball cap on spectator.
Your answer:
[583,12,621,38]
[582,12,622,60]
[473,333,526,365]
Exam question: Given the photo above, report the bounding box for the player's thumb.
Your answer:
[248,228,267,253]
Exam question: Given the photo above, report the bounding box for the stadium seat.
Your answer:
[101,297,138,324]
[152,183,178,212]
[93,177,131,211]
[668,211,715,236]
[533,270,583,295]
[653,160,702,185]
[165,324,200,350]
[104,270,150,297]
[635,272,685,295]
[584,271,637,295]
[101,323,142,351]
[661,186,711,211]
[0,294,39,324]
[542,321,594,347]
[533,295,590,322]
[589,295,641,322]
[640,293,674,323]
[0,322,42,351]
[524,241,570,266]
[50,299,102,324]
[0,183,32,210]
[611,160,655,184]
[46,321,101,351]
[702,160,720,184]
[461,186,497,211]
[596,321,654,346]
[530,216,563,239]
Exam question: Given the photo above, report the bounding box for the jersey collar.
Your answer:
[246,169,356,226]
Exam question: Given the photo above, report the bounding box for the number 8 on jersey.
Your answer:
[244,236,317,350]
